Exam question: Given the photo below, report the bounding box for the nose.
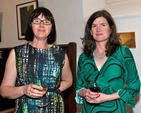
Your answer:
[39,21,44,27]
[97,26,101,31]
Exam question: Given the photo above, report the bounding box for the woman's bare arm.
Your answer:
[59,53,73,92]
[0,49,43,99]
[0,49,25,99]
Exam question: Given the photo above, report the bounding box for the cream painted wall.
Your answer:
[106,1,141,18]
[114,16,141,113]
[82,0,106,19]
[39,0,84,59]
[0,0,29,48]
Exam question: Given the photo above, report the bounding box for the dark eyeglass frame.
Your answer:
[32,18,52,25]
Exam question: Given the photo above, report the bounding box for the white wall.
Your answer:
[114,16,141,113]
[0,0,28,48]
[39,0,84,58]
[82,0,106,18]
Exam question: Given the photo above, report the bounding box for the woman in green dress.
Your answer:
[75,10,140,113]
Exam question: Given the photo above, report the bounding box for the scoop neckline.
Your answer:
[28,43,54,50]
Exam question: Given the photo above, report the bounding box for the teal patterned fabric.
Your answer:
[75,46,140,113]
[14,43,65,113]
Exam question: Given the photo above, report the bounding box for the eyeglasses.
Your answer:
[32,19,51,25]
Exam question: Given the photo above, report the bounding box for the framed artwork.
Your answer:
[0,50,2,59]
[118,32,136,48]
[16,1,38,40]
[0,12,2,42]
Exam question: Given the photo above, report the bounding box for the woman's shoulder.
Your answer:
[13,43,30,55]
[78,52,92,61]
[14,43,28,49]
[53,45,66,52]
[116,45,133,57]
[79,52,92,58]
[119,45,129,50]
[52,45,66,57]
[118,46,131,53]
[79,52,86,58]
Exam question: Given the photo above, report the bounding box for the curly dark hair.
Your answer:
[82,10,121,57]
[25,7,56,44]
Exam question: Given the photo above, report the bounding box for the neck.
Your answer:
[93,50,106,59]
[29,42,51,49]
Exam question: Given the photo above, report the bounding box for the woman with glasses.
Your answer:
[0,7,72,113]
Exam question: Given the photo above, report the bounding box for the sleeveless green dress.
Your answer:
[14,43,65,113]
[75,46,140,113]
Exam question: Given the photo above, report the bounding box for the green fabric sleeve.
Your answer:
[75,53,87,104]
[118,46,140,108]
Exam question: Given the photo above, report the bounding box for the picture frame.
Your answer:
[16,1,38,40]
[0,12,2,42]
[118,32,136,48]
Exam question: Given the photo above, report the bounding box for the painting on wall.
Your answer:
[118,32,136,48]
[0,12,2,42]
[0,50,2,59]
[16,1,38,40]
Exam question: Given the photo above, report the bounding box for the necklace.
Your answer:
[93,50,106,59]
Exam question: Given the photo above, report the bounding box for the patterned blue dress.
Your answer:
[14,43,65,113]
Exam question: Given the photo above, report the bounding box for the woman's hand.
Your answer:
[95,92,120,103]
[84,91,120,104]
[93,93,109,103]
[23,84,45,98]
[84,89,100,103]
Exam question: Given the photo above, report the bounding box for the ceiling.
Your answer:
[105,0,141,4]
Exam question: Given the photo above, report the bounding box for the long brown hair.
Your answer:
[81,10,121,57]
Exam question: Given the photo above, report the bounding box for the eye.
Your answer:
[101,23,106,26]
[44,20,51,25]
[33,19,40,24]
[92,24,97,28]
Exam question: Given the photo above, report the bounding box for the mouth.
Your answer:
[96,34,103,36]
[38,29,45,32]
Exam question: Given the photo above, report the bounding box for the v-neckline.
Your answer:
[93,56,108,71]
